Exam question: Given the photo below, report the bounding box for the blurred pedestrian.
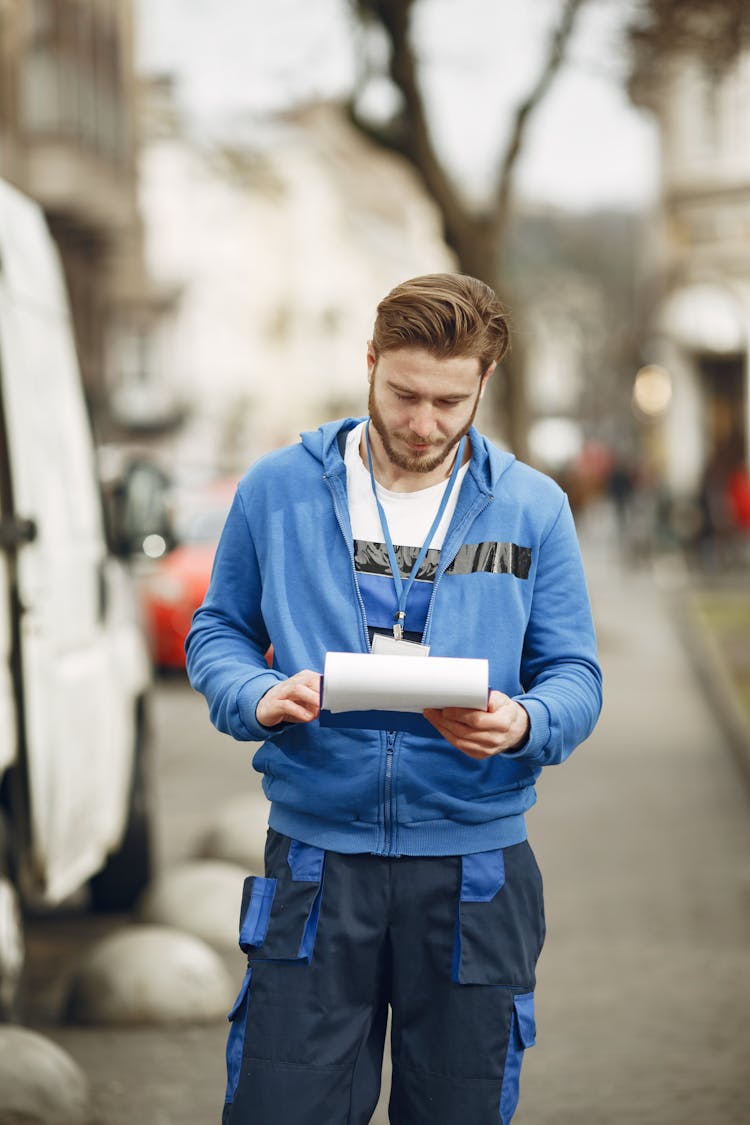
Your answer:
[696,435,749,570]
[187,273,602,1125]
[727,460,750,533]
[607,457,635,550]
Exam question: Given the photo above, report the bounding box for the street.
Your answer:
[21,528,750,1125]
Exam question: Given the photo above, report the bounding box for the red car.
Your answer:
[139,480,235,671]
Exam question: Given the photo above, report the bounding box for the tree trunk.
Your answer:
[351,0,587,457]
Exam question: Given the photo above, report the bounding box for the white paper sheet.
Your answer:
[322,651,489,714]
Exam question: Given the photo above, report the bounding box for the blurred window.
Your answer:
[21,0,60,133]
[693,60,726,161]
[95,0,124,161]
[20,0,124,161]
[74,1,97,147]
[0,7,16,129]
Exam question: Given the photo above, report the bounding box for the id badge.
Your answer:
[371,633,430,657]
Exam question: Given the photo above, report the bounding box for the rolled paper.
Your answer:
[322,651,489,715]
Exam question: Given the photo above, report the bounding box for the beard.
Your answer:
[367,380,482,475]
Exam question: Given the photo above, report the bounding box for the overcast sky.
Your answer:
[135,0,660,212]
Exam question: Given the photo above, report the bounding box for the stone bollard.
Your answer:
[137,860,247,952]
[196,793,269,873]
[63,923,235,1026]
[0,1025,90,1124]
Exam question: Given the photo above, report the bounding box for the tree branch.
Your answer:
[352,0,482,262]
[495,0,588,238]
[351,0,589,272]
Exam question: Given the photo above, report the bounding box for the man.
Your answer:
[186,273,602,1125]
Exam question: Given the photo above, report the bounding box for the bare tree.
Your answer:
[348,0,589,456]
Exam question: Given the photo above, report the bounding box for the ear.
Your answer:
[366,341,377,380]
[478,361,496,399]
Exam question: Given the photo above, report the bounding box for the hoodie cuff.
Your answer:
[236,671,288,741]
[503,696,551,763]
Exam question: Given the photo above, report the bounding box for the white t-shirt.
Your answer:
[344,420,469,551]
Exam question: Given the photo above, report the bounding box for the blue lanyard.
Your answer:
[365,419,465,639]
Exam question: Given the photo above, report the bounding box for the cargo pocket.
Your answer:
[238,837,326,963]
[499,992,536,1124]
[451,842,544,987]
[224,967,252,1107]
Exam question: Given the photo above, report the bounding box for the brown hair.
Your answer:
[371,273,510,372]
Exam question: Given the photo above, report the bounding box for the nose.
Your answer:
[408,402,436,440]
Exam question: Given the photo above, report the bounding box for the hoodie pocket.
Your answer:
[238,837,326,963]
[452,842,545,988]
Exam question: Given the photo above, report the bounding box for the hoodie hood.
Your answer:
[300,417,517,492]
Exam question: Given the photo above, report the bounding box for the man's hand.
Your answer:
[424,691,529,760]
[256,670,321,728]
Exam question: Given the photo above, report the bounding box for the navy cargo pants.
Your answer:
[223,828,545,1125]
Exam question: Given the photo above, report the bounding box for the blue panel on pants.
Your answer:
[499,993,536,1124]
[452,842,544,987]
[460,848,506,902]
[224,967,253,1106]
[239,877,276,951]
[287,839,325,882]
[237,841,326,962]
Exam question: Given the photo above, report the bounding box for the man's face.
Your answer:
[367,345,493,475]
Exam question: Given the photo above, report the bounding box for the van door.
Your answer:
[0,551,15,780]
[0,180,138,903]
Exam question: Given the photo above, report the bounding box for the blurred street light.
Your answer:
[632,363,672,419]
[528,416,583,470]
[143,533,168,559]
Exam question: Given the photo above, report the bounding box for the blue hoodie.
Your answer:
[186,419,602,857]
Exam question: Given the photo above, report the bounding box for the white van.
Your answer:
[0,179,154,1016]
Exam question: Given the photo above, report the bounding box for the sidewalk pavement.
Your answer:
[676,576,750,789]
[514,508,750,1124]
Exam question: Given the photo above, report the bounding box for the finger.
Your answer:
[424,713,491,751]
[438,706,512,733]
[423,708,480,736]
[277,691,321,721]
[287,684,322,709]
[437,706,487,725]
[428,712,509,743]
[487,691,512,712]
[295,670,322,692]
[423,709,453,737]
[282,701,320,723]
[258,679,321,726]
[428,723,498,758]
[438,696,511,729]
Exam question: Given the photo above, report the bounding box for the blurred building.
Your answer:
[137,83,455,476]
[0,0,174,440]
[505,208,643,483]
[632,46,750,497]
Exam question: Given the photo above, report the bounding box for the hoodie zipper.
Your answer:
[325,463,493,858]
[325,468,402,856]
[384,731,396,853]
